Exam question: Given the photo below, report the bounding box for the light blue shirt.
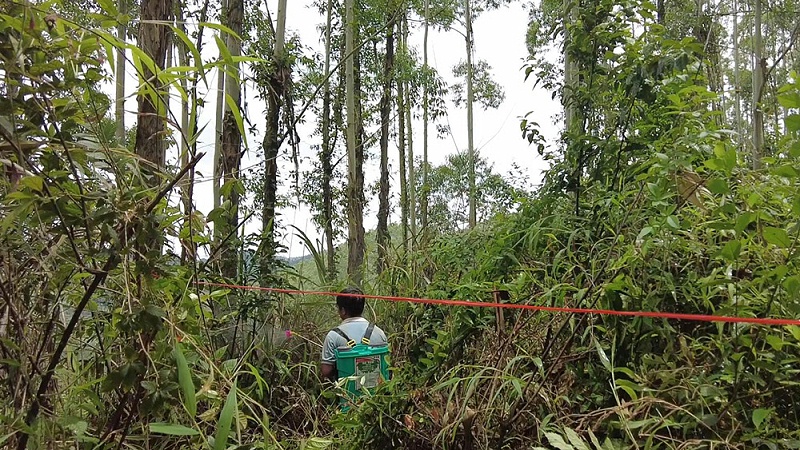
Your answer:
[321,317,387,364]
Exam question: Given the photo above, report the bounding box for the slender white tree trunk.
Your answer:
[115,0,126,144]
[465,0,476,228]
[321,0,335,279]
[405,16,416,244]
[421,0,430,238]
[213,0,227,213]
[752,0,764,169]
[733,0,742,146]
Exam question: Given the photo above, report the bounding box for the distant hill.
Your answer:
[278,253,314,267]
[291,223,411,287]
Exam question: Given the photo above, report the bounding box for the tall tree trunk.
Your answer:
[345,0,365,284]
[219,0,244,278]
[397,19,409,254]
[563,0,581,214]
[115,0,126,145]
[752,0,764,169]
[421,0,430,239]
[260,0,288,284]
[465,0,476,228]
[321,0,336,281]
[135,0,173,179]
[176,3,193,263]
[213,0,227,221]
[405,15,417,247]
[657,0,665,24]
[733,0,742,147]
[377,9,396,275]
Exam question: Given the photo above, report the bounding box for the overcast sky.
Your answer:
[114,0,562,258]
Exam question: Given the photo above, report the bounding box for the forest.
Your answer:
[1,0,800,448]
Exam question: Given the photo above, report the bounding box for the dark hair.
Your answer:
[336,286,365,316]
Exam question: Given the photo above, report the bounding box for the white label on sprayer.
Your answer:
[354,355,381,390]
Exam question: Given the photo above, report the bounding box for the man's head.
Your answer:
[336,286,365,319]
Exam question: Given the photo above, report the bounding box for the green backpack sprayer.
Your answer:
[332,323,390,409]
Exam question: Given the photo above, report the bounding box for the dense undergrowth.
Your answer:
[2,1,800,450]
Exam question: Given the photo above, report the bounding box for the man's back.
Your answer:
[321,317,387,365]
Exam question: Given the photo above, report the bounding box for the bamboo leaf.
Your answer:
[201,22,240,39]
[171,25,205,83]
[173,342,197,417]
[214,35,233,64]
[224,93,248,148]
[149,422,199,436]
[214,381,237,450]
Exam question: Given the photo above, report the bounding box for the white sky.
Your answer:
[112,0,562,258]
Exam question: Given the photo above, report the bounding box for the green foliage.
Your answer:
[451,59,506,109]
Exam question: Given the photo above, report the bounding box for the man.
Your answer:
[320,286,388,381]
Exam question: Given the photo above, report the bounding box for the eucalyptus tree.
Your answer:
[752,0,764,168]
[344,0,365,283]
[416,0,457,238]
[421,0,430,236]
[377,0,397,274]
[453,0,512,228]
[423,153,529,232]
[320,0,338,280]
[217,0,244,278]
[115,0,128,144]
[135,0,173,181]
[213,0,226,214]
[258,0,289,283]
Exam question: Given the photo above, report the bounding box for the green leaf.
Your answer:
[735,212,756,234]
[545,432,575,450]
[594,340,612,372]
[666,215,680,230]
[765,335,785,351]
[788,326,800,342]
[587,430,603,450]
[786,114,800,133]
[706,178,729,194]
[95,0,118,16]
[214,34,233,64]
[200,22,240,40]
[564,427,591,450]
[174,343,197,417]
[720,240,742,262]
[149,422,199,436]
[214,382,237,450]
[778,92,800,109]
[224,93,248,148]
[637,226,653,241]
[704,158,726,172]
[170,25,205,83]
[763,227,791,248]
[300,437,334,450]
[786,276,800,300]
[752,408,770,428]
[790,141,800,159]
[19,176,43,192]
[772,165,799,178]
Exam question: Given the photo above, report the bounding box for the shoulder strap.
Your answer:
[332,327,356,348]
[361,322,375,345]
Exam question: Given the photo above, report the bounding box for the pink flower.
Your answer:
[285,330,292,338]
